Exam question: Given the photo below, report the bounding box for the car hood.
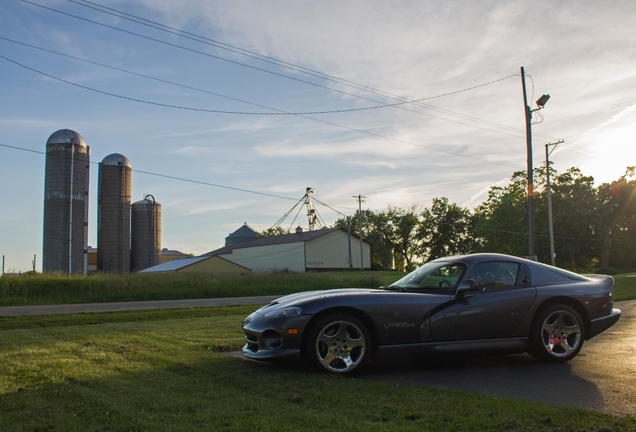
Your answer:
[254,288,383,314]
[254,287,449,317]
[264,288,376,308]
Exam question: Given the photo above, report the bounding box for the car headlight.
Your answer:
[264,306,302,318]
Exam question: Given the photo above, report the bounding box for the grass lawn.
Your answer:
[1,307,635,431]
[612,272,636,301]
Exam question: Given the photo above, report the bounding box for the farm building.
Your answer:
[139,254,250,274]
[140,227,371,273]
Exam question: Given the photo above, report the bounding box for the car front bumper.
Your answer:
[242,312,313,361]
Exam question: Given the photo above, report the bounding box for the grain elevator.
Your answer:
[97,153,132,273]
[42,129,90,274]
[131,195,162,272]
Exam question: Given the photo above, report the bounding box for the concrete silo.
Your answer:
[97,153,132,273]
[43,129,90,274]
[131,195,162,272]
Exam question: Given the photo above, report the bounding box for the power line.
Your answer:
[63,0,516,109]
[0,57,601,205]
[3,142,631,244]
[21,0,528,137]
[0,142,295,200]
[68,0,565,141]
[0,142,361,217]
[22,0,418,107]
[0,53,521,170]
[70,0,545,143]
[22,0,609,162]
[0,47,515,117]
[7,0,608,183]
[0,140,550,225]
[65,0,403,97]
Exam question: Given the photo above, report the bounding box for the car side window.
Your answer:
[468,262,520,291]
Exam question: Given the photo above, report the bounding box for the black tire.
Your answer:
[528,304,584,362]
[305,313,371,375]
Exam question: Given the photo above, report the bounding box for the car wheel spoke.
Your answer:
[541,311,581,357]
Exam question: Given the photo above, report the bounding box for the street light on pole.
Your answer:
[545,140,564,266]
[520,66,550,260]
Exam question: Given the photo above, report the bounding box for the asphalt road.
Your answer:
[365,300,636,416]
[0,296,280,316]
[1,297,634,415]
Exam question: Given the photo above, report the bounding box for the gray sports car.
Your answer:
[242,253,621,375]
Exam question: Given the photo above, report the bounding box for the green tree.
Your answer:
[473,171,529,257]
[362,210,393,270]
[418,197,478,261]
[331,164,636,272]
[385,205,421,271]
[545,167,598,270]
[257,226,288,238]
[595,167,636,269]
[335,206,421,271]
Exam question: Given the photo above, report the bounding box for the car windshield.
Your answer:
[388,261,466,290]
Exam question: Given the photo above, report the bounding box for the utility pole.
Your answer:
[545,140,563,266]
[353,195,366,270]
[521,66,536,260]
[346,216,353,269]
[521,66,550,261]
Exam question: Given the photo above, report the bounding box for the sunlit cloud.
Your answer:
[576,103,636,184]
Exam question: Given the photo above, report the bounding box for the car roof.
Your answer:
[431,253,530,266]
[430,253,590,284]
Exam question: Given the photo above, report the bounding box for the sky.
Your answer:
[1,0,636,272]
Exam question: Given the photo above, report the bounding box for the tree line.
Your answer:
[331,166,636,272]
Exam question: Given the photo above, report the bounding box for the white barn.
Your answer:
[205,227,371,272]
[140,227,371,273]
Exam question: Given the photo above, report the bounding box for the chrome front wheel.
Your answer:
[306,314,370,374]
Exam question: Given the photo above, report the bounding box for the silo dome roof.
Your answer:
[102,153,132,168]
[132,195,160,206]
[46,129,86,147]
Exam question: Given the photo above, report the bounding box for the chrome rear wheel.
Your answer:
[529,304,584,362]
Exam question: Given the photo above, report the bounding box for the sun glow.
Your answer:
[578,103,636,185]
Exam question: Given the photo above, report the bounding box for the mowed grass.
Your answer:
[1,307,635,431]
[612,273,636,301]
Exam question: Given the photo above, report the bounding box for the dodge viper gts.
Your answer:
[242,253,621,374]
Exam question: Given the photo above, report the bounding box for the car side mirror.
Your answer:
[455,279,479,298]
